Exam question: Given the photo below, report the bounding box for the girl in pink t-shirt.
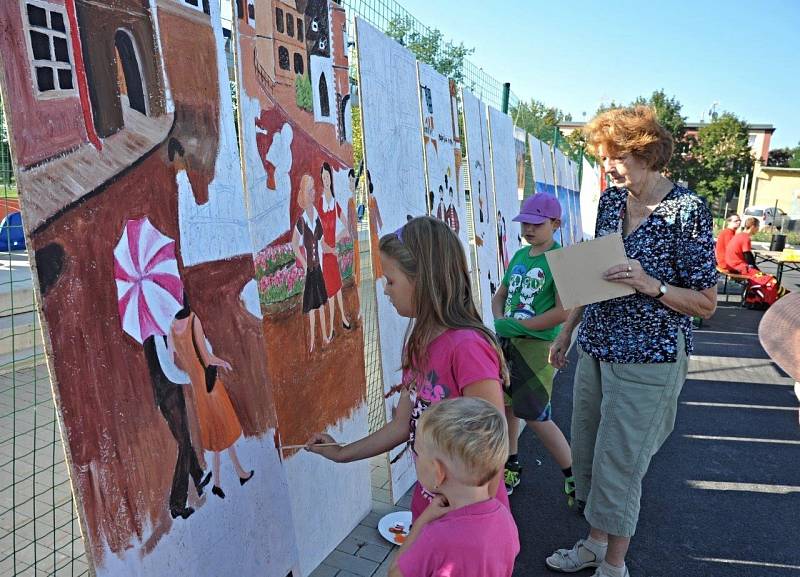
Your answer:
[308,216,510,517]
[391,398,519,577]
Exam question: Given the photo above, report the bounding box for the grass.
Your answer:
[0,182,18,198]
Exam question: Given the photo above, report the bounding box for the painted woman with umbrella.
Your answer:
[168,294,254,499]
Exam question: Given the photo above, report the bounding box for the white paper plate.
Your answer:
[377,510,412,546]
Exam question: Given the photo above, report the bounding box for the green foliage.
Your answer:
[510,98,576,157]
[690,113,754,203]
[767,143,800,168]
[0,102,14,186]
[351,102,363,169]
[295,74,313,111]
[385,16,474,86]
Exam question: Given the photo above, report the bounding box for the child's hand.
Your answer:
[305,433,345,462]
[417,495,451,525]
[549,334,570,369]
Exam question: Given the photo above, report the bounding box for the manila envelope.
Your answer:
[545,233,635,309]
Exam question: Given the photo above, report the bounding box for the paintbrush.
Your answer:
[280,442,343,451]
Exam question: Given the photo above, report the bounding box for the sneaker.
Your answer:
[564,475,576,507]
[591,561,630,577]
[545,539,606,573]
[504,461,522,495]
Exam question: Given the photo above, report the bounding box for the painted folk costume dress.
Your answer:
[320,195,343,297]
[171,314,242,452]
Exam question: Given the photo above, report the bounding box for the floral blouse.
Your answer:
[577,184,717,363]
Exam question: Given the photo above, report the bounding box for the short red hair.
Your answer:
[583,106,674,171]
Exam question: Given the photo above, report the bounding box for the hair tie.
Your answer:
[394,225,405,244]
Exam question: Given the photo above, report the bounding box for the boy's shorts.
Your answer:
[501,336,555,422]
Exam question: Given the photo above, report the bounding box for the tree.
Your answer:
[768,144,800,168]
[385,16,474,86]
[690,113,754,203]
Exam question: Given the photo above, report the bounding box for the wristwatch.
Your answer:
[654,281,668,299]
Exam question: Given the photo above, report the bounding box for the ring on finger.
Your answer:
[627,265,632,272]
[626,271,630,278]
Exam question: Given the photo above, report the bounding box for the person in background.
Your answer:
[724,216,760,274]
[715,213,741,269]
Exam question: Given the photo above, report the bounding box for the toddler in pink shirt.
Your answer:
[390,397,519,577]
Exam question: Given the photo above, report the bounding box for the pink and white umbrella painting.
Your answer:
[114,217,183,344]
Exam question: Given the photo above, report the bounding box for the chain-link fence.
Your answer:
[0,93,89,575]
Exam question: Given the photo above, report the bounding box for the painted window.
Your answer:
[278,46,290,70]
[247,0,255,26]
[178,0,204,11]
[297,19,304,42]
[286,13,294,38]
[293,53,304,75]
[23,1,76,97]
[275,7,284,33]
[318,72,330,117]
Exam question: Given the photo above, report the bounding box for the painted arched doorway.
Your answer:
[114,30,147,115]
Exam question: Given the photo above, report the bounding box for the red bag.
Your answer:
[743,271,788,310]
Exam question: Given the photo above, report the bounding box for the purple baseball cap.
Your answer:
[512,194,562,224]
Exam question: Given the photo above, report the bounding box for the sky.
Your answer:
[394,0,800,149]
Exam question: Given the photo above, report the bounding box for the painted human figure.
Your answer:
[168,296,253,500]
[497,211,510,271]
[346,169,362,319]
[445,186,460,234]
[319,163,351,341]
[366,170,384,284]
[293,174,330,352]
[478,180,485,223]
[143,335,210,520]
[435,185,446,221]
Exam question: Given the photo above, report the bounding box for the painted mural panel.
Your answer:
[461,89,499,327]
[418,63,468,253]
[581,157,602,240]
[568,158,583,244]
[355,17,428,502]
[529,134,556,196]
[488,106,521,278]
[553,148,573,246]
[514,126,527,200]
[233,1,370,572]
[0,0,299,575]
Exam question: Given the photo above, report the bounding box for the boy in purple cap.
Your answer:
[491,194,575,505]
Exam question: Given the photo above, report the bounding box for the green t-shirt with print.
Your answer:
[497,242,562,341]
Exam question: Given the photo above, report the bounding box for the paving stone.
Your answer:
[335,536,363,555]
[357,543,391,563]
[323,550,379,576]
[308,562,340,577]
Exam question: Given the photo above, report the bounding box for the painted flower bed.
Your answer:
[255,242,304,307]
[255,240,356,310]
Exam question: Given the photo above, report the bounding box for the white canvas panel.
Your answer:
[356,17,428,502]
[541,138,556,187]
[581,157,602,240]
[418,62,469,254]
[488,107,521,278]
[462,89,500,328]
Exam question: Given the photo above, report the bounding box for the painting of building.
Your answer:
[0,0,299,574]
[234,1,369,573]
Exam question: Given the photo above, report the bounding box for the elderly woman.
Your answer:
[715,213,741,268]
[547,106,717,577]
